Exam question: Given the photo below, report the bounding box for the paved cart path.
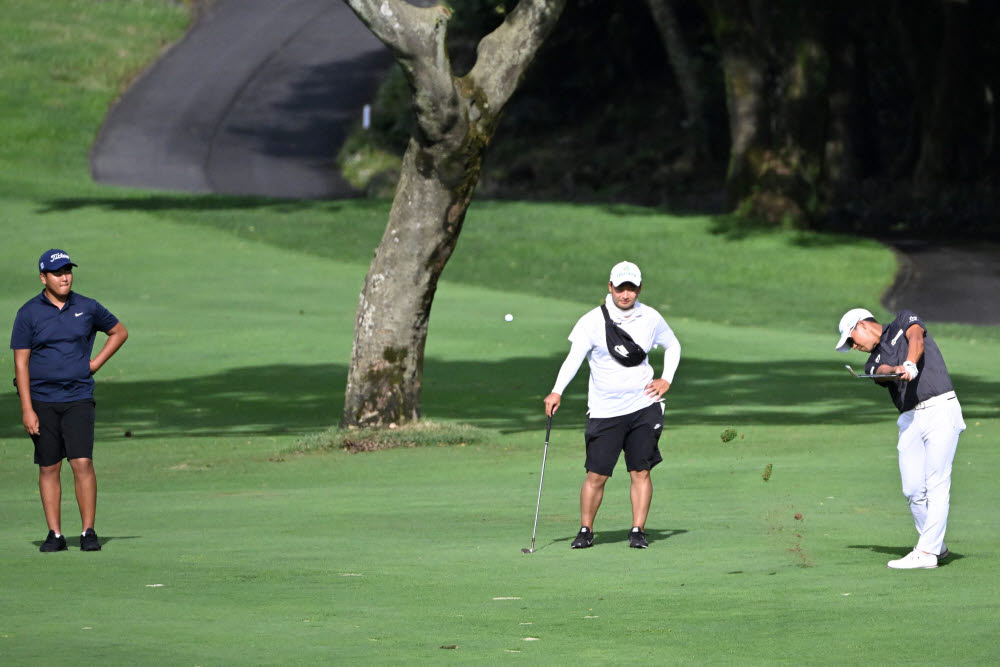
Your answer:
[90,0,392,199]
[883,241,1000,326]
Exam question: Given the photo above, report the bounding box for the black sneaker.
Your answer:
[80,528,101,552]
[571,527,594,549]
[628,527,648,549]
[40,530,67,553]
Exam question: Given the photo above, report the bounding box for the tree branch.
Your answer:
[468,0,566,109]
[344,0,460,144]
[343,0,435,58]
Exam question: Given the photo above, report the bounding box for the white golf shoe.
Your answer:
[887,548,938,569]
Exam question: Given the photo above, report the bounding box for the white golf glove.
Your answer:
[903,360,919,379]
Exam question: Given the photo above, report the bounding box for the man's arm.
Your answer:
[645,341,680,399]
[645,324,680,399]
[876,324,924,380]
[89,322,128,375]
[13,348,39,435]
[544,339,589,417]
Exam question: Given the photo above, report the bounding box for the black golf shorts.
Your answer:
[584,402,664,476]
[30,399,96,466]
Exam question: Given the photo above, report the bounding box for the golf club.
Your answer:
[845,364,903,380]
[522,414,553,554]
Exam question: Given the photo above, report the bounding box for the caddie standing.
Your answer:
[544,261,681,549]
[11,249,128,552]
[835,307,965,569]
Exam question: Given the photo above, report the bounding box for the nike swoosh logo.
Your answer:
[75,312,83,317]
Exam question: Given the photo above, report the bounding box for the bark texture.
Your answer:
[703,0,836,223]
[645,0,712,161]
[341,0,566,427]
[702,0,768,206]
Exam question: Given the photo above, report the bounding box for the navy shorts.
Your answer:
[30,399,96,466]
[584,403,664,476]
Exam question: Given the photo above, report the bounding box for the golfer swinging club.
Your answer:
[836,307,965,569]
[544,261,681,549]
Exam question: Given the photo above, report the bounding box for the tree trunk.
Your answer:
[823,21,872,188]
[340,140,475,426]
[914,0,990,184]
[341,0,566,427]
[645,0,712,162]
[701,0,770,207]
[704,0,836,224]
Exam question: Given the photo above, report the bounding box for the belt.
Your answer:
[914,391,957,410]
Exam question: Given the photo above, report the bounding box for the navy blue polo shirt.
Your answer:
[865,310,954,413]
[10,291,119,402]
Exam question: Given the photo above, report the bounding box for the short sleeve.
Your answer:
[91,300,119,333]
[10,309,33,349]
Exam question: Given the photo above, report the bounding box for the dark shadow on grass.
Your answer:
[1,355,995,439]
[602,527,689,547]
[847,544,912,559]
[848,544,964,565]
[0,364,343,439]
[35,194,390,270]
[32,535,140,549]
[427,354,1000,434]
[707,214,880,248]
[545,528,688,550]
[36,194,380,215]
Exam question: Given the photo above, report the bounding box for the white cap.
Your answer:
[835,307,874,352]
[609,261,642,287]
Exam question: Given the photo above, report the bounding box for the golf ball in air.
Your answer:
[505,314,513,322]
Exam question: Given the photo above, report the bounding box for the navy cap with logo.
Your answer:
[38,249,77,273]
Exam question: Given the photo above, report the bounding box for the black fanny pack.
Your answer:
[600,304,647,367]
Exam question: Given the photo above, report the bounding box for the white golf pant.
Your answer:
[896,394,965,555]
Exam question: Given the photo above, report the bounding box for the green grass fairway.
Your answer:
[2,3,1000,665]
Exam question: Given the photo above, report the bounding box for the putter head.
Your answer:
[521,548,533,554]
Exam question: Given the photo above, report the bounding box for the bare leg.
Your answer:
[38,462,63,534]
[69,458,97,531]
[580,471,609,529]
[629,469,652,529]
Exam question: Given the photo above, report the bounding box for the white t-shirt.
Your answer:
[552,295,680,418]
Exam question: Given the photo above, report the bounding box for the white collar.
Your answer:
[604,293,642,321]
